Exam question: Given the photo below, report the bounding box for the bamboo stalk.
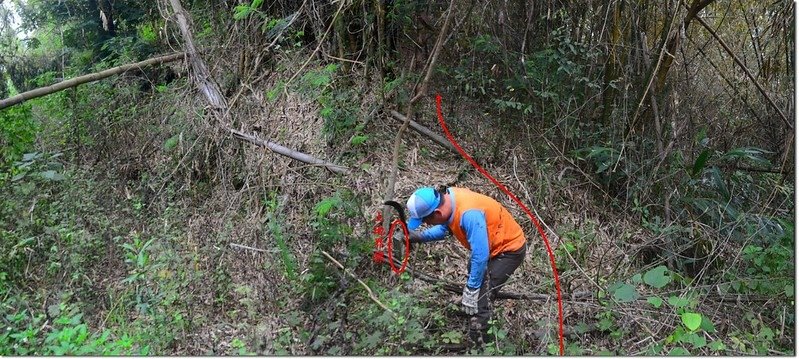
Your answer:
[693,14,792,129]
[230,129,350,175]
[0,53,186,110]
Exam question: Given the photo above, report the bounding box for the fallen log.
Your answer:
[0,52,186,110]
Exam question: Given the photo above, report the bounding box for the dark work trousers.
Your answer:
[470,243,527,331]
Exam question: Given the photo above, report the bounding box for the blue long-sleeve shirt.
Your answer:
[415,202,490,289]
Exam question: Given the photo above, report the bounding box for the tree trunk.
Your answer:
[98,0,116,37]
[653,0,715,91]
[600,1,623,125]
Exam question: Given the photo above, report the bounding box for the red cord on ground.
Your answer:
[435,94,565,355]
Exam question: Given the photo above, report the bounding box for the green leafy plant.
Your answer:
[0,103,37,169]
[262,192,297,281]
[233,0,265,20]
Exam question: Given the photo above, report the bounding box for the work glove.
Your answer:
[393,231,423,244]
[461,286,480,315]
[408,231,423,244]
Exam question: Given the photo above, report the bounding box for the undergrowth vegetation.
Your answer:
[0,0,793,355]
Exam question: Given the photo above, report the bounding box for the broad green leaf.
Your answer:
[233,5,251,18]
[667,347,690,356]
[612,283,638,303]
[643,265,671,288]
[785,284,794,298]
[39,170,65,181]
[709,340,726,351]
[694,128,707,145]
[720,147,771,167]
[647,296,663,308]
[694,335,708,348]
[22,152,40,161]
[666,326,685,344]
[350,135,368,146]
[668,296,690,308]
[233,5,252,20]
[758,327,774,341]
[646,344,663,355]
[319,107,334,119]
[631,273,642,284]
[700,315,716,333]
[315,198,338,217]
[680,332,706,348]
[709,167,730,201]
[681,312,702,331]
[692,149,710,177]
[323,63,339,73]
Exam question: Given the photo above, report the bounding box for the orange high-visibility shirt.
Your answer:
[447,187,526,258]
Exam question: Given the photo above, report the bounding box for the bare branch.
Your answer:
[693,14,792,129]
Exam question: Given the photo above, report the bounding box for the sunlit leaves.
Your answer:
[681,312,702,331]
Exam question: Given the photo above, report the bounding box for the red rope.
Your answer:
[386,219,410,274]
[372,211,410,275]
[435,94,565,355]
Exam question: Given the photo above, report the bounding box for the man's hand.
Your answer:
[461,286,479,315]
[408,231,423,243]
[393,231,423,244]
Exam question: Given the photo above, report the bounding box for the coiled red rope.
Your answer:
[435,94,565,355]
[372,211,410,274]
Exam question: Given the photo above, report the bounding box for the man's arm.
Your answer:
[413,224,449,242]
[461,210,489,289]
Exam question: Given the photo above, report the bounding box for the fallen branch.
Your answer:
[229,243,272,253]
[230,129,350,175]
[321,250,395,315]
[0,52,186,110]
[169,0,227,113]
[388,110,458,154]
[719,164,793,175]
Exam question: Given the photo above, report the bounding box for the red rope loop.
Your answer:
[373,211,410,274]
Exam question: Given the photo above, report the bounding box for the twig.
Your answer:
[230,129,349,175]
[613,2,681,173]
[229,243,272,253]
[284,0,347,92]
[320,250,395,315]
[387,110,458,154]
[693,12,791,129]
